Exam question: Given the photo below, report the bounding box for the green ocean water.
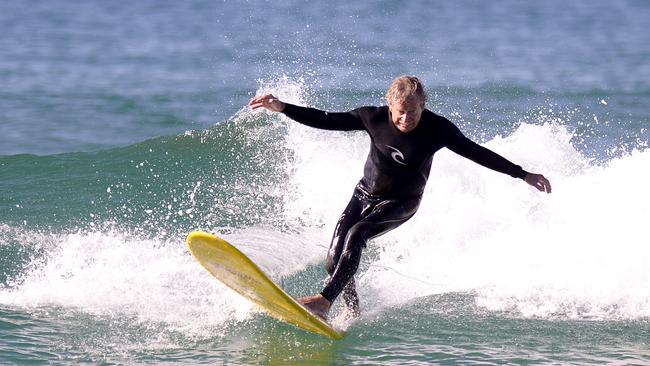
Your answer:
[2,0,650,364]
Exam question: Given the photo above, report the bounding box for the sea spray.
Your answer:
[359,126,649,320]
[275,88,650,320]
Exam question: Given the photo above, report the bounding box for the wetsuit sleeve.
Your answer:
[282,103,366,131]
[444,122,528,179]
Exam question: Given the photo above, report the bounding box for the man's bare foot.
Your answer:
[297,294,331,321]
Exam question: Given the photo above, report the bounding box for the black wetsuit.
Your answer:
[282,103,527,305]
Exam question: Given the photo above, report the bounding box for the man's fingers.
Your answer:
[249,102,263,109]
[537,175,552,193]
[248,94,264,103]
[248,94,276,109]
[525,173,552,194]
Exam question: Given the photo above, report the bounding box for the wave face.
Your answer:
[3,78,648,328]
[2,62,649,366]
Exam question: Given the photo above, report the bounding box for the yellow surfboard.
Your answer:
[186,231,345,340]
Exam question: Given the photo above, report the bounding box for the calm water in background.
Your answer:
[1,1,649,364]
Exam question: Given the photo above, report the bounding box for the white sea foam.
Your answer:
[0,230,252,334]
[0,223,326,338]
[282,92,650,320]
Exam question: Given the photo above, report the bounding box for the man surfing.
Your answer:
[249,76,551,320]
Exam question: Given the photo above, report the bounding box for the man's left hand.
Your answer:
[525,173,552,193]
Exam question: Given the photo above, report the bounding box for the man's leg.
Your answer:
[320,197,420,304]
[298,192,366,320]
[303,195,420,319]
[326,194,367,314]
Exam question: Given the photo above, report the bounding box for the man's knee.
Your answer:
[345,224,370,249]
[339,245,363,274]
[326,255,336,275]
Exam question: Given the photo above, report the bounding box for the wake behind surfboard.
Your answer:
[186,231,345,340]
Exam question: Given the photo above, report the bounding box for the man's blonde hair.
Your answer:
[386,76,427,105]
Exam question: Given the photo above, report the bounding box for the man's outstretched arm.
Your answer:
[249,94,365,131]
[446,126,552,193]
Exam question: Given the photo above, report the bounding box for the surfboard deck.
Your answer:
[186,231,345,340]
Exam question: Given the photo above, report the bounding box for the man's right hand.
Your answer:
[248,94,286,112]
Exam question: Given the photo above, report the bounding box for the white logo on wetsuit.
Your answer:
[386,145,407,165]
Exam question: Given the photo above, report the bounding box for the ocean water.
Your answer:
[1,0,649,364]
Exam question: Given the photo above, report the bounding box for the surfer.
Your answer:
[249,76,551,321]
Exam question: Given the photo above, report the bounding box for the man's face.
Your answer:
[388,97,425,133]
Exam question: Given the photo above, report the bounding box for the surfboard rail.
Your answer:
[186,231,345,340]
